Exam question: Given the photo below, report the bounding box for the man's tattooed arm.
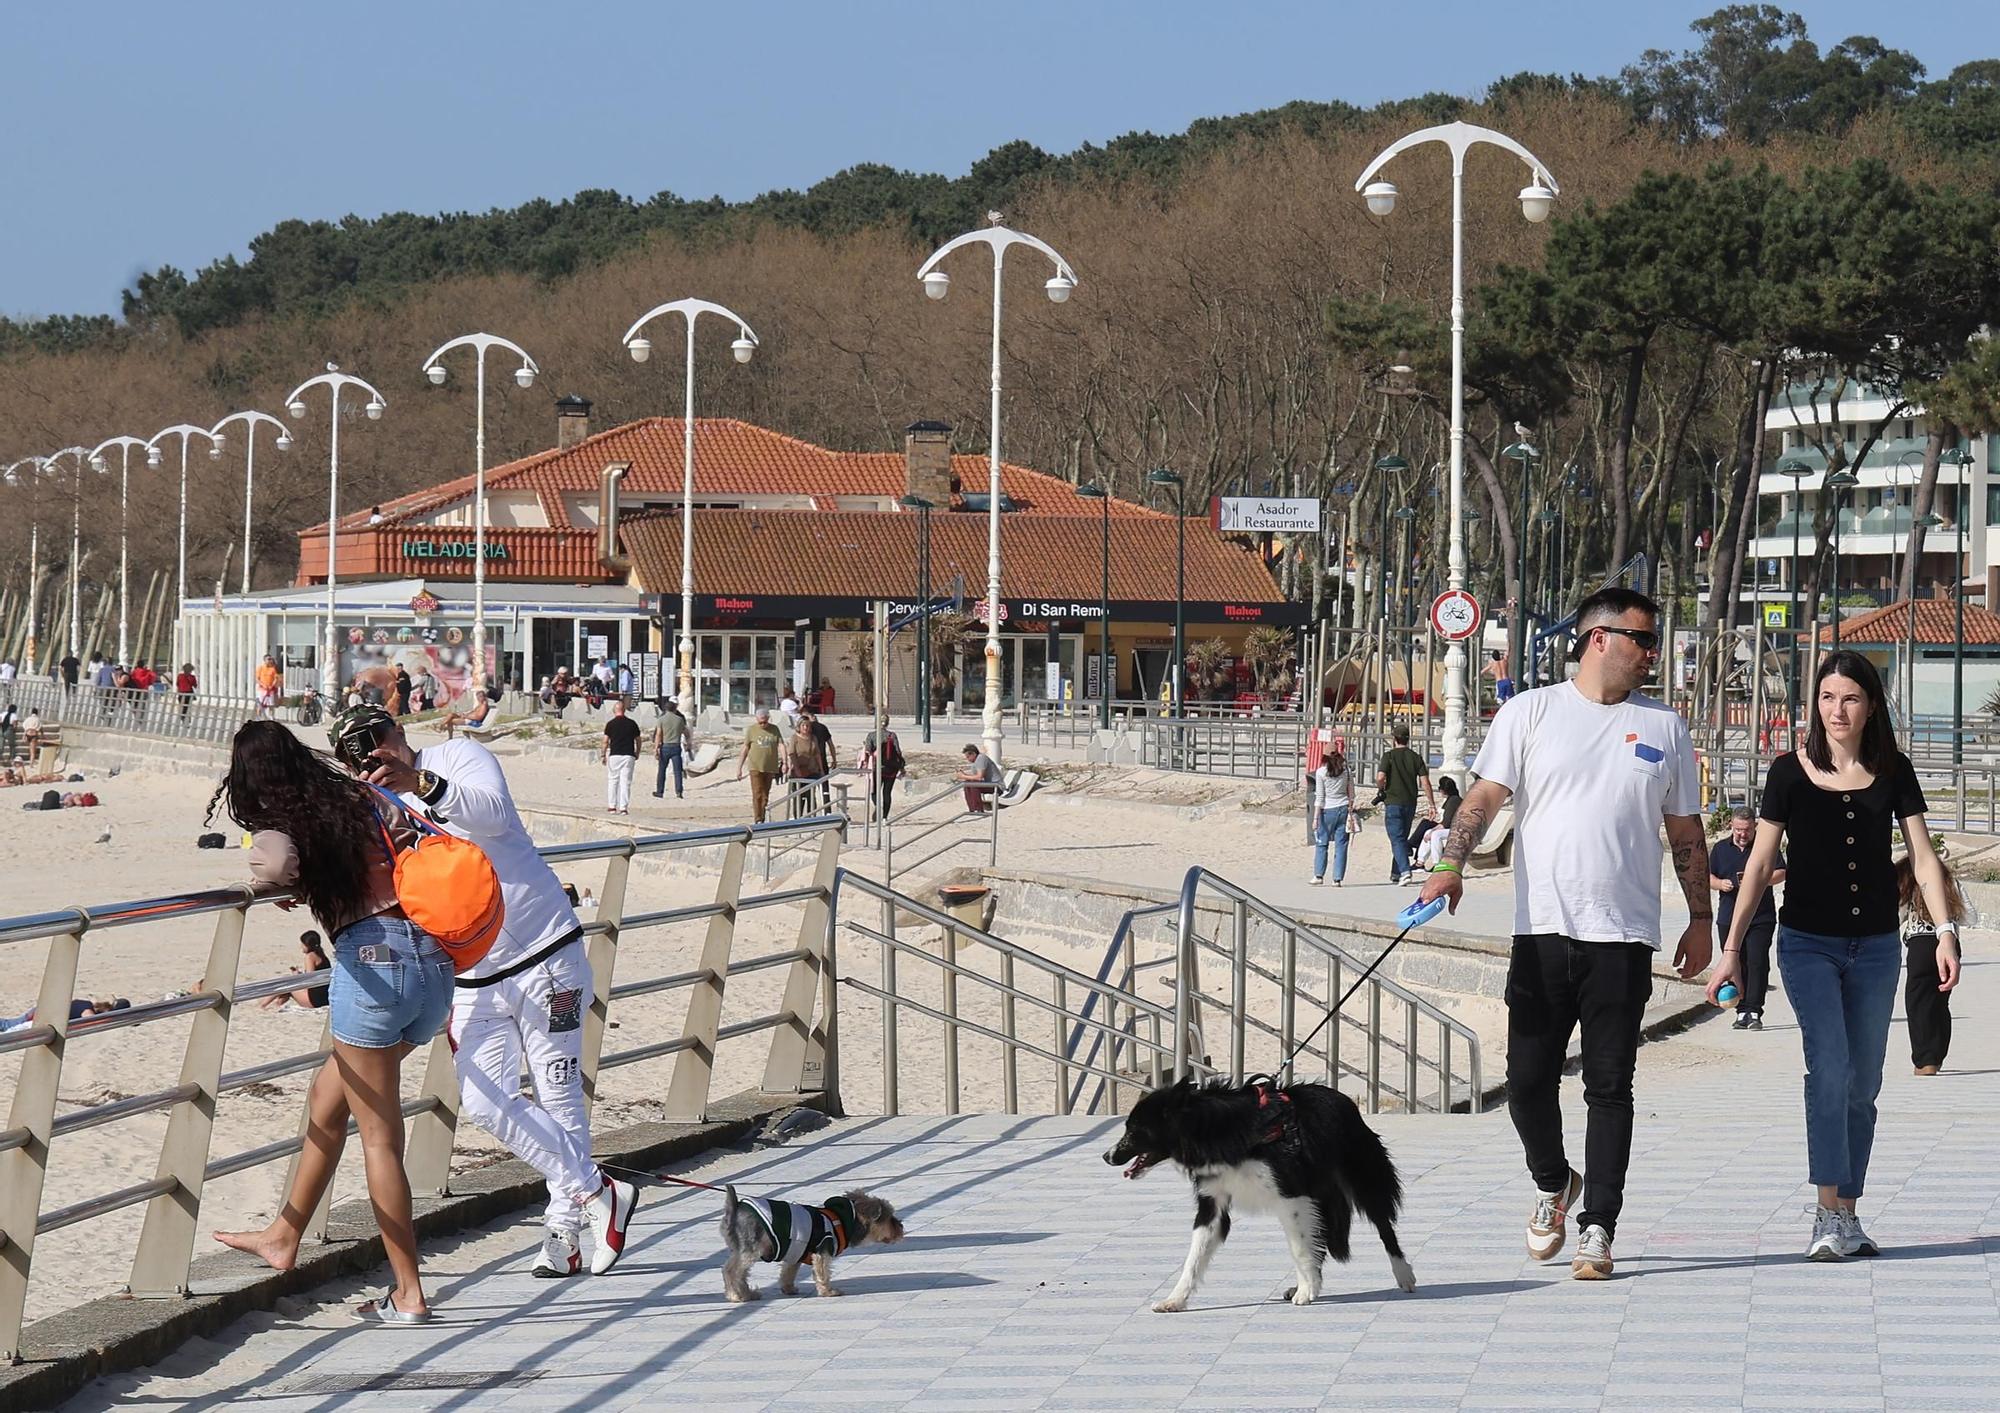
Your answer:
[1439,781,1512,868]
[1665,815,1712,921]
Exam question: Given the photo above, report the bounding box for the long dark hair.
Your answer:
[1803,650,1897,773]
[207,722,384,930]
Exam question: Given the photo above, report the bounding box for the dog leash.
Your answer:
[1275,895,1446,1083]
[595,1160,727,1193]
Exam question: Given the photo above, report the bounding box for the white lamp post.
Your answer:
[144,423,224,634]
[2,457,51,674]
[88,436,148,664]
[916,220,1079,762]
[282,364,388,696]
[1356,122,1558,779]
[43,447,93,657]
[422,333,539,691]
[208,411,294,595]
[619,299,757,717]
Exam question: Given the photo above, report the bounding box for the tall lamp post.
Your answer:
[1357,122,1558,779]
[1076,481,1114,730]
[423,334,539,690]
[1148,469,1187,715]
[284,364,388,696]
[209,411,293,596]
[2,457,51,674]
[44,447,92,657]
[1776,456,1814,745]
[1533,507,1560,684]
[145,423,224,636]
[1888,449,1930,728]
[621,300,757,717]
[1392,505,1418,685]
[88,437,147,664]
[917,219,1079,761]
[1502,439,1540,689]
[898,494,935,742]
[1824,466,1859,651]
[1942,447,1974,763]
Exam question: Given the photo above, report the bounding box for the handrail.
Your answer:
[0,814,845,1362]
[882,778,998,886]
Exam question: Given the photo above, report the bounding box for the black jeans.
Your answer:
[1905,936,1953,1069]
[1505,935,1654,1240]
[1737,918,1775,1015]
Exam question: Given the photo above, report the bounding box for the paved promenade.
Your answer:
[78,944,2000,1411]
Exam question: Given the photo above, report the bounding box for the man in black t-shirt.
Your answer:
[601,700,642,815]
[1708,806,1787,1029]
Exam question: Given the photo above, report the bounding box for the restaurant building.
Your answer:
[178,401,1299,709]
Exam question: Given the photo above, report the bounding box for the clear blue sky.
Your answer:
[1,1,1988,319]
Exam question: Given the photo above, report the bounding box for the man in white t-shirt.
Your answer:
[1417,587,1710,1282]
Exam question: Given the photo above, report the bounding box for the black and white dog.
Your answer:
[1103,1075,1416,1311]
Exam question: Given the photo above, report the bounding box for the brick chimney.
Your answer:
[556,394,593,450]
[904,420,954,505]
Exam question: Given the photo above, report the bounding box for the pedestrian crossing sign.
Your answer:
[1763,605,1788,629]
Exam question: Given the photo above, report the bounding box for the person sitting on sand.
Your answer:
[257,932,333,1011]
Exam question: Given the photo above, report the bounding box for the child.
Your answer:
[1897,853,1969,1075]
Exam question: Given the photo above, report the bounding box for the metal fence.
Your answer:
[0,816,843,1363]
[0,677,284,751]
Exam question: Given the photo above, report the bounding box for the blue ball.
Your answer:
[1717,982,1740,1007]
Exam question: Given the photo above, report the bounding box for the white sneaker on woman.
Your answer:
[1807,1205,1845,1261]
[1836,1208,1879,1258]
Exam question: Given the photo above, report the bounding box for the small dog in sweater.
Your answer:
[719,1184,904,1301]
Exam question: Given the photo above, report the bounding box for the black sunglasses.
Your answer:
[1594,626,1661,653]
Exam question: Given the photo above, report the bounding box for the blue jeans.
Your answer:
[329,913,455,1050]
[655,744,684,797]
[1384,803,1413,878]
[1313,804,1350,881]
[1776,927,1900,1198]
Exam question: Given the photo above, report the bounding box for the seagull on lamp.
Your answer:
[986,210,1006,226]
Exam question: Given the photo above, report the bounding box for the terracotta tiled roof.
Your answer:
[308,418,1163,535]
[1815,599,2000,646]
[618,510,1284,605]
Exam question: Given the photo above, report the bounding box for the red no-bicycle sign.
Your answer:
[1429,589,1482,641]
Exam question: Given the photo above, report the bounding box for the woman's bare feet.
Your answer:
[212,1224,301,1271]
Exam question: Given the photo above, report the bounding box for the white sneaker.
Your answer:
[1807,1204,1845,1261]
[1309,875,1324,886]
[586,1175,640,1275]
[531,1227,581,1279]
[1570,1224,1613,1280]
[1526,1169,1582,1261]
[1837,1208,1879,1258]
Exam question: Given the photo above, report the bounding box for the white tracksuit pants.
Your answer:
[606,755,635,811]
[448,937,601,1233]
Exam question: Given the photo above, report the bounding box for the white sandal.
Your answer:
[354,1288,432,1324]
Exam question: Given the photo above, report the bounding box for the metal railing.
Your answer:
[1131,716,1306,779]
[0,677,288,750]
[882,778,998,885]
[0,815,843,1363]
[1016,698,1303,748]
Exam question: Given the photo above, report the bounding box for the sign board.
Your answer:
[635,651,662,698]
[1430,589,1483,642]
[1763,604,1789,629]
[792,658,808,697]
[585,634,610,662]
[401,538,510,561]
[1215,497,1321,533]
[1045,661,1063,701]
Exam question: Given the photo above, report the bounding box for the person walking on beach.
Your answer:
[785,713,829,817]
[217,706,639,1282]
[1707,651,1959,1261]
[1708,806,1786,1031]
[601,699,640,814]
[1419,587,1710,1281]
[799,708,836,811]
[1309,743,1355,886]
[1898,854,1968,1076]
[861,724,906,821]
[652,698,693,799]
[254,655,282,719]
[738,707,784,823]
[211,721,451,1321]
[1376,724,1434,885]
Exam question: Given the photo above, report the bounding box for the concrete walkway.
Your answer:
[74,937,2000,1411]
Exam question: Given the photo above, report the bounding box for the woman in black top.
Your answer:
[1708,651,1958,1263]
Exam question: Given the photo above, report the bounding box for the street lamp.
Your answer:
[620,299,758,718]
[1942,447,1975,762]
[1502,439,1541,688]
[1824,467,1859,651]
[1909,511,1944,730]
[42,447,92,658]
[208,411,293,596]
[282,364,388,696]
[1777,456,1814,746]
[422,333,540,689]
[1148,468,1186,716]
[1076,481,1114,730]
[145,424,224,637]
[88,436,147,664]
[2,457,51,674]
[1392,505,1419,684]
[918,219,1080,761]
[1357,121,1559,780]
[1533,507,1560,686]
[898,494,935,742]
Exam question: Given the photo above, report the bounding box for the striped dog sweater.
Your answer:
[740,1194,859,1265]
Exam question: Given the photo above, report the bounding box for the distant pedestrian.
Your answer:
[651,698,693,799]
[737,707,784,823]
[1309,744,1354,886]
[958,743,1000,813]
[92,657,114,690]
[176,663,198,717]
[861,725,905,820]
[616,661,633,697]
[1376,724,1434,884]
[785,714,829,817]
[1709,649,1958,1262]
[601,699,640,814]
[799,709,836,810]
[1898,853,1969,1076]
[58,651,79,694]
[254,655,282,719]
[393,667,413,716]
[1708,806,1786,1031]
[0,659,14,685]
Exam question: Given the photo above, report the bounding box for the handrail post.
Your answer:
[580,847,632,1121]
[1403,1002,1418,1114]
[942,921,961,1115]
[130,902,246,1297]
[663,837,747,1122]
[0,925,82,1362]
[1000,951,1019,1114]
[1230,899,1248,1083]
[881,886,899,1116]
[1053,975,1070,1115]
[763,826,842,1108]
[401,1033,460,1197]
[1441,1024,1453,1114]
[1366,984,1382,1114]
[1279,925,1297,1073]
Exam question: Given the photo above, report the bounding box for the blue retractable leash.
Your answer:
[1276,894,1447,1082]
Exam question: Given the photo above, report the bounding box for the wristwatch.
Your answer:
[417,770,447,806]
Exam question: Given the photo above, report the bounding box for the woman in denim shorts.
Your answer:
[211,722,454,1321]
[1708,651,1959,1261]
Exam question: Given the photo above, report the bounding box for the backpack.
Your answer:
[876,732,904,778]
[366,785,504,972]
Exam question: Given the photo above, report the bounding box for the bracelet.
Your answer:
[1430,862,1462,876]
[1722,947,1740,955]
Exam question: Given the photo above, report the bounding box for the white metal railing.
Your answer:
[882,779,998,885]
[0,678,296,750]
[0,816,842,1363]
